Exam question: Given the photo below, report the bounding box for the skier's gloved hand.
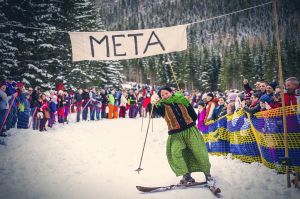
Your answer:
[151,93,160,104]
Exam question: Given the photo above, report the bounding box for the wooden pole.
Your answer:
[272,0,291,188]
[166,58,180,91]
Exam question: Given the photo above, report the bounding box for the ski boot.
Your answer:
[205,174,215,186]
[180,173,195,185]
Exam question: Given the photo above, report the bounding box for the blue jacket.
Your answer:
[18,92,30,114]
[49,101,57,113]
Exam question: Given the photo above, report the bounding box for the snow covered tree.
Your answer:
[0,0,18,80]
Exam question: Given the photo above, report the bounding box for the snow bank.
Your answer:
[0,116,299,199]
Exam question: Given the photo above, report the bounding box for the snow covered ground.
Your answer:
[0,115,299,199]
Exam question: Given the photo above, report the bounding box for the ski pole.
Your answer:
[82,99,92,111]
[135,104,155,174]
[151,116,154,132]
[141,114,144,132]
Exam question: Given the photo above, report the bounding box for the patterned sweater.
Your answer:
[155,103,198,135]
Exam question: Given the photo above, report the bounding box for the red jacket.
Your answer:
[142,97,150,108]
[284,93,297,106]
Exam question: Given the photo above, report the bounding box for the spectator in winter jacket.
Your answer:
[259,94,273,111]
[226,103,235,116]
[95,90,102,120]
[273,86,282,108]
[100,89,108,119]
[114,90,122,118]
[128,89,137,118]
[243,79,253,99]
[40,93,49,131]
[81,88,90,121]
[57,90,65,123]
[5,79,18,130]
[33,95,43,131]
[74,89,83,122]
[243,92,261,115]
[197,100,207,132]
[204,93,216,122]
[119,90,128,118]
[135,91,144,117]
[64,91,71,123]
[284,77,299,106]
[142,93,151,117]
[89,88,97,120]
[257,81,268,98]
[212,97,227,120]
[108,89,116,119]
[30,86,41,108]
[17,91,31,129]
[254,81,261,93]
[0,82,16,135]
[48,95,57,128]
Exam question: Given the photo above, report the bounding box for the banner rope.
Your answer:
[1,1,272,33]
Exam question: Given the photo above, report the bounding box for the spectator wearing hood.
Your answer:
[259,94,273,111]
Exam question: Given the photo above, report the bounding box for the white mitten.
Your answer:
[151,93,160,104]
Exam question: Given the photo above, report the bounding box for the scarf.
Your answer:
[157,91,190,107]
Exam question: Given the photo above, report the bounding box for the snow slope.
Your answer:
[0,116,299,199]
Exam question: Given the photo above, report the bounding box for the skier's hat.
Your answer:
[158,86,172,98]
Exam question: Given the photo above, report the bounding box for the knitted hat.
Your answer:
[158,86,172,98]
[269,82,277,90]
[207,93,214,98]
[197,100,205,107]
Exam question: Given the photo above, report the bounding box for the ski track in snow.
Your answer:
[0,115,299,199]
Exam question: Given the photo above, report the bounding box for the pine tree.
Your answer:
[199,47,210,91]
[0,0,18,80]
[263,42,277,82]
[240,38,254,81]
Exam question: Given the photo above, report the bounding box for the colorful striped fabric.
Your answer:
[200,105,300,172]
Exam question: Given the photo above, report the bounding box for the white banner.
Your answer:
[69,25,188,61]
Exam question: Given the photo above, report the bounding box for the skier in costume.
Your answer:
[151,86,213,184]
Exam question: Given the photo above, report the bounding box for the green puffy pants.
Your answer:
[166,126,211,176]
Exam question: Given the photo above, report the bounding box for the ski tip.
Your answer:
[136,186,147,192]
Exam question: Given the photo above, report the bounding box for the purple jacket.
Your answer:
[197,109,207,132]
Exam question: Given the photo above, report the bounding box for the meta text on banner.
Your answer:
[69,25,188,61]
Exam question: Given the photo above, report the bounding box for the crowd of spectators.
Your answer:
[0,76,299,137]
